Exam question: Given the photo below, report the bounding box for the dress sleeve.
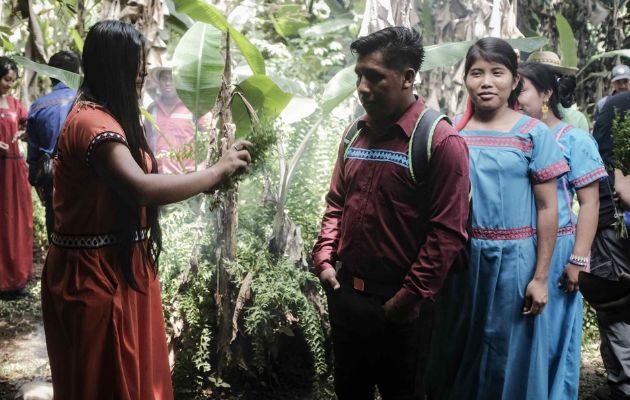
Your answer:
[528,121,570,183]
[563,129,607,189]
[65,104,129,167]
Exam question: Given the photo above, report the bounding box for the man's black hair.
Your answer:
[350,26,424,72]
[48,51,80,85]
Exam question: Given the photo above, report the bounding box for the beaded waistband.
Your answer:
[472,225,576,241]
[51,228,149,249]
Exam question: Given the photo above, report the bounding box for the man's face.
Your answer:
[613,79,630,93]
[159,70,177,98]
[355,51,409,122]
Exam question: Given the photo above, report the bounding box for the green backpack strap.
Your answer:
[409,108,451,185]
[342,119,362,160]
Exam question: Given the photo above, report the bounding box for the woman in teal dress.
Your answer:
[435,38,568,400]
[518,61,606,400]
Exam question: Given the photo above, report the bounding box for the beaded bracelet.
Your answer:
[568,254,589,267]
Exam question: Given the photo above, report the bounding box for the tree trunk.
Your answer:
[214,32,238,377]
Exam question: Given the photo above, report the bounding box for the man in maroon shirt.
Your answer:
[312,27,470,399]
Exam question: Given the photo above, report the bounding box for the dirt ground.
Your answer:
[0,257,609,400]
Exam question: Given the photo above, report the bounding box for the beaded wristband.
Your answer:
[568,254,589,267]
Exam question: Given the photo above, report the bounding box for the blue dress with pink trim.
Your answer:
[451,116,569,400]
[546,122,606,400]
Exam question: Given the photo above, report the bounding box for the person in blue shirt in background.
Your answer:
[26,50,80,241]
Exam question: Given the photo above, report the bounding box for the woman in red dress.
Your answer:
[41,21,252,399]
[0,57,33,298]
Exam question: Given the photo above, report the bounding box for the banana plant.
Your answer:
[13,55,82,90]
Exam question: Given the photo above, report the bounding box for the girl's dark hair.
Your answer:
[464,37,522,107]
[81,20,161,290]
[0,56,18,79]
[517,62,565,119]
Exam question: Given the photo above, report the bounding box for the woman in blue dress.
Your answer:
[518,61,607,400]
[442,38,568,400]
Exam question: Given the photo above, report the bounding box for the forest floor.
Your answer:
[0,250,608,400]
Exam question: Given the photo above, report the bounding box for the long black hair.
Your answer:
[0,56,18,79]
[81,20,162,290]
[517,62,572,120]
[464,37,522,108]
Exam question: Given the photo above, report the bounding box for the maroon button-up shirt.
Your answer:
[312,98,470,310]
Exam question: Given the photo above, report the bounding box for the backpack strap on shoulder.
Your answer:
[342,118,363,160]
[409,108,451,185]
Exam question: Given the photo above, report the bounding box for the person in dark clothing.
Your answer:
[26,51,80,240]
[590,90,630,400]
[311,26,470,400]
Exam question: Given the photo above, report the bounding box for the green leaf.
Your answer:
[232,75,293,139]
[556,13,578,68]
[13,55,82,90]
[298,19,354,38]
[173,0,265,75]
[320,65,355,115]
[70,29,84,54]
[422,37,547,71]
[271,4,310,38]
[172,22,224,119]
[579,49,630,75]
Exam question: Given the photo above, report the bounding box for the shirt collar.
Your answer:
[356,97,426,138]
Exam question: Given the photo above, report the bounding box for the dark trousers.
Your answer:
[326,283,434,400]
[591,227,630,395]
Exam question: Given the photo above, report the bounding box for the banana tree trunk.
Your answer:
[214,32,238,377]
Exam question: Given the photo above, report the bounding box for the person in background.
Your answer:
[312,26,470,399]
[526,51,590,131]
[594,64,630,121]
[0,56,33,300]
[518,61,606,400]
[590,89,630,400]
[443,38,566,400]
[41,20,252,399]
[26,50,80,241]
[144,64,197,174]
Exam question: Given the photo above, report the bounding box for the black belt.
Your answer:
[336,262,402,299]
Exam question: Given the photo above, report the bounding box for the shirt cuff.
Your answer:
[314,262,334,276]
[390,286,424,313]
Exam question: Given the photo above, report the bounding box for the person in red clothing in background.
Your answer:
[311,26,470,400]
[0,56,33,300]
[144,64,197,174]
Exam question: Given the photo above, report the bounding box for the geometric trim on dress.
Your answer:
[472,226,534,240]
[85,131,128,166]
[345,147,409,168]
[532,160,570,183]
[51,228,149,249]
[473,225,576,240]
[517,117,539,134]
[571,166,608,188]
[463,135,533,152]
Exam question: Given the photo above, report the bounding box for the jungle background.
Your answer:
[1,0,629,399]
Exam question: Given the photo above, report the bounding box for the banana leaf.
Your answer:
[579,49,630,75]
[232,75,293,139]
[172,22,224,119]
[13,55,81,90]
[173,0,265,75]
[556,12,578,68]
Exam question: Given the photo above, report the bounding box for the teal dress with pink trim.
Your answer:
[546,122,606,400]
[451,116,569,400]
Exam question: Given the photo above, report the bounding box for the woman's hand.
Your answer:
[523,277,548,315]
[217,139,252,178]
[559,263,581,293]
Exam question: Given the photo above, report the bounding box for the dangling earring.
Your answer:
[541,101,549,119]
